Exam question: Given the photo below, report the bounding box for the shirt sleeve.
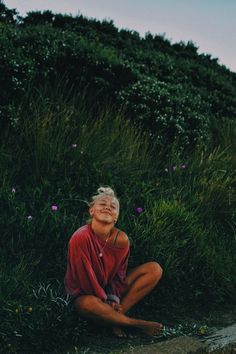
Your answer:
[64,233,108,302]
[105,246,130,304]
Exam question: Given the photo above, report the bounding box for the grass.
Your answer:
[1,85,236,353]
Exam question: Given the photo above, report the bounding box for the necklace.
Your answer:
[97,230,112,258]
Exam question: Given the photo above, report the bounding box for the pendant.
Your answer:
[99,252,103,258]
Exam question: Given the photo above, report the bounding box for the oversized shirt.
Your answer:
[64,224,130,303]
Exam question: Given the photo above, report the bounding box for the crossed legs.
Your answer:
[74,262,163,335]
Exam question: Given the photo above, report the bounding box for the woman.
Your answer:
[64,187,163,337]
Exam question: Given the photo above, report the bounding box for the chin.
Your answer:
[102,218,113,223]
[94,212,114,224]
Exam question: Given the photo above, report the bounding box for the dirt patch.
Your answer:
[112,325,236,354]
[112,336,207,354]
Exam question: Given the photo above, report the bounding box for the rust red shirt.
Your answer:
[64,224,130,303]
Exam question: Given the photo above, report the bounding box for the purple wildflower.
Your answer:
[51,205,58,211]
[135,207,143,214]
[173,166,177,171]
[12,188,16,193]
[181,164,187,169]
[164,168,168,173]
[27,215,33,220]
[72,144,77,148]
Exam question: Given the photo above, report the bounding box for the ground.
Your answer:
[64,302,236,354]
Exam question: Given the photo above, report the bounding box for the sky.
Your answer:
[3,0,236,73]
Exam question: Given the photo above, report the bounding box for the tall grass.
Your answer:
[1,85,155,352]
[3,83,151,188]
[1,85,236,352]
[129,141,236,303]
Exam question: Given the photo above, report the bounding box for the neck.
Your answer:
[90,220,114,240]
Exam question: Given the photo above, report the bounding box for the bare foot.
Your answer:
[112,326,127,338]
[138,322,163,336]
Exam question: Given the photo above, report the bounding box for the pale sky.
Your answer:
[4,0,236,73]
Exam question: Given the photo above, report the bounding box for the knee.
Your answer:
[148,261,163,283]
[74,295,102,315]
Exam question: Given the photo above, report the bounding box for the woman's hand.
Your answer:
[109,301,123,313]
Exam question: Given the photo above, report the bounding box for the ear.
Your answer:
[89,207,94,217]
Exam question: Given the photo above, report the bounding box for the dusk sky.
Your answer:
[4,0,236,73]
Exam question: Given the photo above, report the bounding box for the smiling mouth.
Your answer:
[101,211,112,216]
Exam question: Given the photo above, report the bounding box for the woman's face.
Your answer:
[89,196,119,225]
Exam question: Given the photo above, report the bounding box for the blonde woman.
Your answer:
[64,187,163,337]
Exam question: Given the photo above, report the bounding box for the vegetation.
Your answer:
[0,3,236,353]
[1,3,236,150]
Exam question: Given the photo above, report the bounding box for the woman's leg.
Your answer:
[74,294,162,335]
[121,261,163,313]
[111,261,162,337]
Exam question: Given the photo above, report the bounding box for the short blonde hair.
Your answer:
[89,186,120,212]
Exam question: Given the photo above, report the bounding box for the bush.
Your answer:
[118,77,211,150]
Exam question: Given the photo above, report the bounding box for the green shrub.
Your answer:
[118,77,211,150]
[1,8,236,141]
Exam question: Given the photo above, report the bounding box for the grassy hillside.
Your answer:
[1,3,236,150]
[0,3,236,353]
